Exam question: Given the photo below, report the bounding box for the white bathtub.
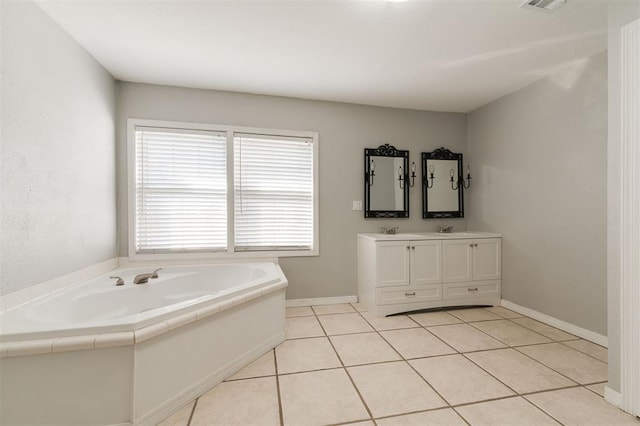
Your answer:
[1,262,282,342]
[0,261,288,425]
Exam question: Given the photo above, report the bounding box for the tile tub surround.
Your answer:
[160,304,636,426]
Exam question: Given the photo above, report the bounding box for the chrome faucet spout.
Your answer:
[133,268,162,285]
[437,226,454,233]
[380,226,399,235]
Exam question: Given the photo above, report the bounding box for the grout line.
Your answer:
[313,308,376,423]
[278,365,347,377]
[557,339,609,364]
[521,392,571,425]
[283,304,611,424]
[370,406,466,423]
[465,319,553,347]
[354,307,455,412]
[458,351,520,396]
[504,316,580,342]
[519,395,564,425]
[363,306,605,412]
[224,373,277,382]
[452,318,590,390]
[511,344,603,386]
[272,348,285,426]
[450,407,474,426]
[186,398,198,426]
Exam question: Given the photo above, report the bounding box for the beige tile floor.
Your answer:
[160,303,639,426]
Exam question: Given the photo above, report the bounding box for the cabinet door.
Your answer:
[473,238,502,280]
[443,239,473,283]
[376,241,411,287]
[411,240,442,286]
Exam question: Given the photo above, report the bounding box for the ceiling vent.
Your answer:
[520,0,569,13]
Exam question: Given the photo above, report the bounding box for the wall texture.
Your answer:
[0,1,117,295]
[116,83,468,299]
[606,0,640,395]
[467,51,608,336]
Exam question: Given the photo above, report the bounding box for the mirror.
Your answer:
[422,147,464,219]
[364,144,410,218]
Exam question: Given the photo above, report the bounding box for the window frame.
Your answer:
[127,118,319,261]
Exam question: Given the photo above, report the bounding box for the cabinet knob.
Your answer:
[405,292,416,297]
[411,246,416,250]
[406,246,410,250]
[468,287,479,292]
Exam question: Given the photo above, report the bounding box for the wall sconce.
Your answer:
[368,159,375,187]
[450,165,471,190]
[398,162,416,189]
[425,164,435,189]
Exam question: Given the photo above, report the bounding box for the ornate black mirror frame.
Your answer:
[422,147,464,219]
[364,144,410,218]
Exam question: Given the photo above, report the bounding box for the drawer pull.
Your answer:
[411,246,416,250]
[406,246,410,250]
[405,292,416,296]
[468,287,479,292]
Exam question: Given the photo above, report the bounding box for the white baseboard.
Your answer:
[501,299,608,347]
[604,386,622,408]
[285,295,357,308]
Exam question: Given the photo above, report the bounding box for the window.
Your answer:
[234,134,314,251]
[134,127,227,253]
[128,119,318,259]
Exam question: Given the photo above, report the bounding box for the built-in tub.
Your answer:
[0,262,288,425]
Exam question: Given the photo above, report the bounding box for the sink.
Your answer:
[371,233,424,240]
[421,231,491,238]
[366,231,499,240]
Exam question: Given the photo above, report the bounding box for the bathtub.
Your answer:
[0,261,288,425]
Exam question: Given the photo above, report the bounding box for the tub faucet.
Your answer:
[437,226,453,233]
[133,268,162,285]
[110,276,125,286]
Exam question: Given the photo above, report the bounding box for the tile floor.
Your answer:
[160,304,639,426]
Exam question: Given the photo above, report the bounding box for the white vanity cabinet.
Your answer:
[443,238,501,282]
[358,233,501,317]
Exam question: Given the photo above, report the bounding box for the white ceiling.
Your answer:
[36,0,609,113]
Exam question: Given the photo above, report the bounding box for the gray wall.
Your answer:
[606,0,640,394]
[467,51,608,335]
[116,83,467,299]
[0,1,117,295]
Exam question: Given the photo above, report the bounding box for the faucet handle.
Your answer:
[151,268,162,279]
[380,226,388,234]
[110,276,125,286]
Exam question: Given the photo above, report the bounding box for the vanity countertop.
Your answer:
[358,231,501,241]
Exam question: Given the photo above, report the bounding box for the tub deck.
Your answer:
[0,262,288,425]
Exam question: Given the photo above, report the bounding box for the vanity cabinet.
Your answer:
[443,238,501,282]
[376,240,442,287]
[358,233,501,317]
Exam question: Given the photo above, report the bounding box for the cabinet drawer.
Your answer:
[376,285,442,305]
[443,281,500,300]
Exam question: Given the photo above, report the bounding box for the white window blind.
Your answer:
[234,134,314,251]
[135,127,227,253]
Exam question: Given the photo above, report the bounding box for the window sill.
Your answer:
[128,248,319,263]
